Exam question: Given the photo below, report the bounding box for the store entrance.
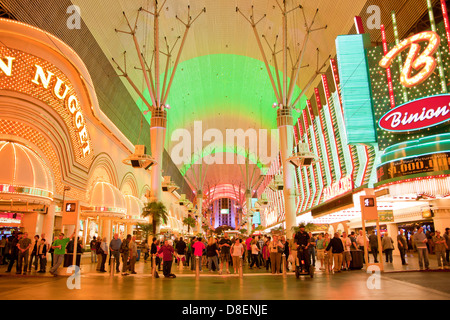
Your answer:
[397,220,434,251]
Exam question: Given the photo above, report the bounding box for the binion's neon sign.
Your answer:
[379,31,440,88]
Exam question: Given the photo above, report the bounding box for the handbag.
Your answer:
[277,243,284,254]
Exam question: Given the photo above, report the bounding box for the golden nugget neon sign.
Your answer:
[0,55,91,157]
[379,31,440,88]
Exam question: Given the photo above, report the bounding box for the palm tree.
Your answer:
[141,201,168,236]
[182,215,197,233]
[239,228,248,235]
[137,223,153,242]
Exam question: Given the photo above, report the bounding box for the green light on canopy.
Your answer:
[180,145,267,176]
[135,54,306,148]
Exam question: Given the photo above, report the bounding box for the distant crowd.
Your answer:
[1,225,449,277]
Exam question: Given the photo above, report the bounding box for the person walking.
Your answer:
[249,239,261,269]
[17,232,31,274]
[192,237,205,272]
[94,237,103,271]
[268,235,284,274]
[308,232,316,267]
[433,230,448,269]
[316,234,325,271]
[445,228,450,265]
[219,233,232,274]
[294,224,310,272]
[90,236,97,263]
[98,237,108,272]
[257,236,265,266]
[5,233,19,273]
[245,236,252,265]
[381,232,394,263]
[397,229,408,265]
[413,227,429,270]
[175,237,187,268]
[128,236,138,274]
[323,233,333,273]
[356,230,368,263]
[288,238,298,272]
[28,235,40,272]
[109,233,122,273]
[120,234,131,276]
[158,240,175,278]
[230,238,244,273]
[206,237,220,272]
[326,233,344,273]
[262,237,271,271]
[142,240,149,263]
[37,238,48,273]
[49,232,74,276]
[341,232,352,270]
[368,231,379,263]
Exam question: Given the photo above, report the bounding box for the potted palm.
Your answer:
[141,201,168,236]
[136,222,153,242]
[182,215,197,234]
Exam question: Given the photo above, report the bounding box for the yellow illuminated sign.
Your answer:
[379,31,440,88]
[0,49,92,158]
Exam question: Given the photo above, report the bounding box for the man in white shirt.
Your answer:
[341,232,352,270]
[356,230,368,263]
[413,227,429,270]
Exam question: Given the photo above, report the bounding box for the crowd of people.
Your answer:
[1,225,450,278]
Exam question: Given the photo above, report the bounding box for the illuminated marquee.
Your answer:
[379,31,440,88]
[0,51,92,157]
[322,175,353,202]
[379,94,450,132]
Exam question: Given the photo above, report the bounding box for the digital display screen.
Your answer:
[220,209,229,214]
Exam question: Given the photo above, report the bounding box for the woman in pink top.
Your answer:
[192,237,206,271]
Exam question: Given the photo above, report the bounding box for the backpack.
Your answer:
[96,242,104,255]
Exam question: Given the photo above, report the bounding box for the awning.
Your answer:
[82,182,126,218]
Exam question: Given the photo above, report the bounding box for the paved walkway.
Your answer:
[0,251,449,300]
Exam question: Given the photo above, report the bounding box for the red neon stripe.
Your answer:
[441,0,450,52]
[314,87,333,185]
[381,25,396,109]
[322,74,343,177]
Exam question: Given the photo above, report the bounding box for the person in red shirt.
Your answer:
[192,237,206,271]
[245,236,252,264]
[157,240,175,278]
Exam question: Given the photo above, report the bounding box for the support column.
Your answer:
[43,203,56,242]
[277,108,296,240]
[386,223,399,255]
[21,211,39,235]
[82,218,89,247]
[197,192,203,234]
[150,109,167,202]
[103,218,112,243]
[246,190,252,235]
[431,199,450,234]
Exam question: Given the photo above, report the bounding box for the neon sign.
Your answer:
[323,175,353,202]
[379,94,450,132]
[379,31,440,88]
[0,51,92,157]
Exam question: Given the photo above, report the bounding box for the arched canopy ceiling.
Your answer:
[70,0,369,194]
